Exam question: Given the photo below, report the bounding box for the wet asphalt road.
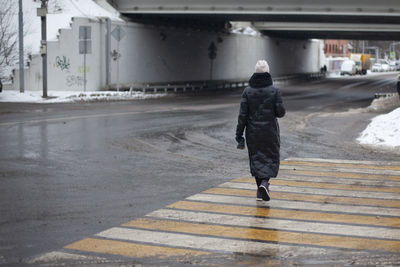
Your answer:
[0,73,399,266]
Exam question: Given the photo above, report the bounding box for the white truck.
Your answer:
[349,53,371,75]
[340,60,357,76]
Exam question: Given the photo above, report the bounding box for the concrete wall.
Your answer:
[15,17,321,91]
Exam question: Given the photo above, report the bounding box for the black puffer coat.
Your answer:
[236,72,286,178]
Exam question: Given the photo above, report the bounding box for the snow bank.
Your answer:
[357,107,400,148]
[0,90,166,103]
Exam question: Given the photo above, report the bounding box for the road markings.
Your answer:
[96,227,333,256]
[203,187,400,208]
[147,209,400,241]
[221,182,400,200]
[284,157,400,171]
[65,238,209,258]
[233,178,400,193]
[167,200,400,228]
[279,168,400,181]
[276,174,400,187]
[53,158,400,264]
[123,218,400,253]
[186,193,400,216]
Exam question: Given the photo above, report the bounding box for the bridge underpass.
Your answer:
[14,0,400,91]
[42,0,397,91]
[16,1,400,91]
[108,0,400,40]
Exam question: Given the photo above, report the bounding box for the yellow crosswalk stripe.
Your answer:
[167,200,400,228]
[65,238,209,257]
[279,169,400,181]
[123,218,400,253]
[203,187,400,208]
[233,178,400,193]
[57,158,400,264]
[282,160,400,171]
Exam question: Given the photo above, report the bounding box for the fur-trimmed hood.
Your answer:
[249,72,273,88]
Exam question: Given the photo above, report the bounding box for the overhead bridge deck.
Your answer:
[108,0,400,39]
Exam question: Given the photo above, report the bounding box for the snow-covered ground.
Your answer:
[358,106,400,148]
[0,90,166,103]
[326,70,399,78]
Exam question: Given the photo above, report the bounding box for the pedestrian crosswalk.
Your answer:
[51,158,400,264]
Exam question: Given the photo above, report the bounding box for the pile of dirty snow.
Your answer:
[0,90,166,103]
[357,107,400,148]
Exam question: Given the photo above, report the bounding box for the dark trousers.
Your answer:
[397,81,400,97]
[255,177,270,187]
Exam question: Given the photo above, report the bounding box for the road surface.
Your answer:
[0,72,399,266]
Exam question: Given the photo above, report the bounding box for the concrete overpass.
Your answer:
[17,1,400,92]
[106,0,400,39]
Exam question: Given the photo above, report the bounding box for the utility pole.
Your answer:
[38,0,48,98]
[362,40,365,54]
[366,46,379,62]
[18,0,24,93]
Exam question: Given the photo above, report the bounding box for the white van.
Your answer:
[340,60,356,76]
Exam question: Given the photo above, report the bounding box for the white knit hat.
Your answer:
[255,60,270,73]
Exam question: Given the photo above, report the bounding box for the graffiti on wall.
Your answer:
[66,75,84,87]
[54,56,70,71]
[78,65,91,74]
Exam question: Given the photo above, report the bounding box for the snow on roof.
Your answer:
[24,0,122,55]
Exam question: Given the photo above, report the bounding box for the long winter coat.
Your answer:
[236,72,286,178]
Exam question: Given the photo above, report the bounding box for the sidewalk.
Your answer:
[29,158,400,266]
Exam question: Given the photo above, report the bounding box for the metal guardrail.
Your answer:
[374,92,398,98]
[104,72,325,93]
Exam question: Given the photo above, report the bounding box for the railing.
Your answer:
[104,72,325,92]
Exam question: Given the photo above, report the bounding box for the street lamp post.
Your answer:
[37,0,48,98]
[18,0,24,93]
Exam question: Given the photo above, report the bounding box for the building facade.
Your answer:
[324,40,349,57]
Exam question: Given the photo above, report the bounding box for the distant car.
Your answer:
[340,60,356,76]
[381,63,390,72]
[371,63,383,72]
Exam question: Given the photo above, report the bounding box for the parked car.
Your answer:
[371,63,383,72]
[389,62,397,71]
[389,61,400,71]
[381,63,391,72]
[340,60,357,76]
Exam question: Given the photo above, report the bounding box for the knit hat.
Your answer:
[255,60,270,73]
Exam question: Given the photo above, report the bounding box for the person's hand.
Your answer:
[236,136,245,149]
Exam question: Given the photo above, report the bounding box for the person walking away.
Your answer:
[235,60,286,201]
[397,74,400,99]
